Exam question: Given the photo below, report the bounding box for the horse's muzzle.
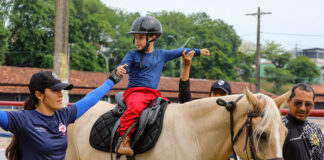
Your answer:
[267,158,284,160]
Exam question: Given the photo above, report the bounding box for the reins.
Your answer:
[216,95,264,160]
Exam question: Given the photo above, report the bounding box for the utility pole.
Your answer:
[167,35,195,77]
[246,7,271,93]
[54,0,69,106]
[295,44,298,58]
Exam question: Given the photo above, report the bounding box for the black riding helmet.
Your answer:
[128,16,162,38]
[129,16,163,69]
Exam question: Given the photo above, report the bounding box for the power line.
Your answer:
[261,32,324,37]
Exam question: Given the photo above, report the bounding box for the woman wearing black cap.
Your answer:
[0,70,122,160]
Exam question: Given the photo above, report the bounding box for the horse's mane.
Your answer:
[253,94,282,146]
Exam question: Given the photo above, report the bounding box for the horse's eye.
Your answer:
[257,132,268,141]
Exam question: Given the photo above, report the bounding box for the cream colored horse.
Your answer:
[66,88,289,160]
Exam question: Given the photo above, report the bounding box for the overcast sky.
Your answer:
[101,0,324,51]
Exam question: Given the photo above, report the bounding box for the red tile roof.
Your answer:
[0,66,274,99]
[312,85,324,95]
[310,85,324,103]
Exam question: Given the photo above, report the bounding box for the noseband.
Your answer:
[216,95,264,160]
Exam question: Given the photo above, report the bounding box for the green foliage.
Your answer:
[5,0,55,67]
[264,66,295,94]
[2,0,243,81]
[261,40,291,68]
[152,11,241,80]
[0,19,9,65]
[70,42,101,71]
[260,40,295,93]
[236,51,255,82]
[286,56,320,83]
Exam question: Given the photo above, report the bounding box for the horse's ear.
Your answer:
[245,86,257,106]
[244,86,264,112]
[274,88,291,109]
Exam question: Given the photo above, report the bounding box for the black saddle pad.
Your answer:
[89,102,168,154]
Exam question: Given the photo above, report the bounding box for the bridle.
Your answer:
[216,95,264,160]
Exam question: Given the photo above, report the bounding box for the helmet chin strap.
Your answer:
[137,35,156,69]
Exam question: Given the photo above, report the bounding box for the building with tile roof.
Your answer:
[0,66,280,104]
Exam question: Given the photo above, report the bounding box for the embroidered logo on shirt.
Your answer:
[58,123,66,136]
[34,127,47,132]
[311,133,319,146]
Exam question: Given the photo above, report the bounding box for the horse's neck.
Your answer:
[174,97,249,159]
[177,97,249,126]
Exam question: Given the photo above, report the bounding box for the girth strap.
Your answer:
[110,119,121,159]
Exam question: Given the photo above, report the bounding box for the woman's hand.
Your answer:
[182,50,195,66]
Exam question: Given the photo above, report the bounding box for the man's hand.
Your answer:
[200,48,210,56]
[182,50,195,66]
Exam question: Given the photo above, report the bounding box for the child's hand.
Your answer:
[200,49,210,56]
[116,64,128,76]
[182,50,195,66]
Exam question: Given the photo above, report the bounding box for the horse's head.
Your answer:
[233,88,289,160]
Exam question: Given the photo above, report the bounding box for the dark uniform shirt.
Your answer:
[282,114,324,160]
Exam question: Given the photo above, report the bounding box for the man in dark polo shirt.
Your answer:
[282,83,324,160]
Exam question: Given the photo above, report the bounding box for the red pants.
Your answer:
[117,87,168,136]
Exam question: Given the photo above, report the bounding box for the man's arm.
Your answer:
[314,125,324,159]
[178,50,194,103]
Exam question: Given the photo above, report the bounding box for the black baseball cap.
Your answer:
[210,79,232,95]
[28,71,73,92]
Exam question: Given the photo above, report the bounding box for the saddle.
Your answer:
[89,92,169,154]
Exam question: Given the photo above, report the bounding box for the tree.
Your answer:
[236,51,255,82]
[239,41,256,55]
[148,11,241,79]
[2,0,245,81]
[5,0,55,67]
[0,13,9,65]
[264,66,295,94]
[286,56,320,83]
[260,40,294,93]
[0,21,9,65]
[261,40,291,68]
[0,0,11,65]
